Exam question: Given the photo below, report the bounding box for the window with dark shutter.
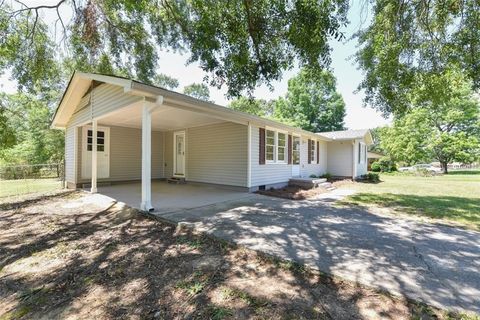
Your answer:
[307,139,312,164]
[259,128,266,165]
[317,141,320,164]
[288,135,292,164]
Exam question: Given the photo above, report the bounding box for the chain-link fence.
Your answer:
[0,163,65,199]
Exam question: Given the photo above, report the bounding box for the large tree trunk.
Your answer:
[441,161,448,174]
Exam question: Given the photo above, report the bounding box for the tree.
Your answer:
[355,0,480,116]
[183,83,211,102]
[0,93,64,165]
[228,97,274,117]
[152,74,180,90]
[379,69,480,173]
[274,69,346,132]
[1,0,349,96]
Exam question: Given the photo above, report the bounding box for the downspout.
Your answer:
[247,122,252,190]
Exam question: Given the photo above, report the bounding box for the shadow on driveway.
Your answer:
[158,194,480,314]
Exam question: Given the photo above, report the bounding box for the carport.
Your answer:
[96,181,252,214]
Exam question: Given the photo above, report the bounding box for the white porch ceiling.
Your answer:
[97,101,225,131]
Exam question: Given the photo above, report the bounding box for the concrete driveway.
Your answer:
[157,194,480,314]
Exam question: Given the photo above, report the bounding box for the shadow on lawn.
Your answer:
[1,192,478,319]
[448,170,480,175]
[0,193,365,319]
[348,193,480,229]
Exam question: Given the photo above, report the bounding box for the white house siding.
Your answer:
[250,126,327,188]
[186,122,248,187]
[326,141,353,177]
[64,126,76,185]
[300,138,327,177]
[68,84,142,128]
[76,125,164,184]
[354,139,368,177]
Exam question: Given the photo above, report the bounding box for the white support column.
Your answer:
[247,122,252,189]
[141,100,153,211]
[91,119,98,193]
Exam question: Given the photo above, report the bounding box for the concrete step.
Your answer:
[167,177,186,184]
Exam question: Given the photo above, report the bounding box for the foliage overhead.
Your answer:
[228,97,275,117]
[183,83,211,102]
[1,0,349,97]
[274,69,346,132]
[355,0,480,116]
[152,73,180,90]
[379,69,480,172]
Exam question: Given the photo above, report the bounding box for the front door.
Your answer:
[174,131,185,176]
[291,135,301,177]
[82,126,110,179]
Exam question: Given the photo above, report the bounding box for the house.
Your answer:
[52,72,372,211]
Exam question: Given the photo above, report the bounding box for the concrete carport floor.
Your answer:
[96,181,254,214]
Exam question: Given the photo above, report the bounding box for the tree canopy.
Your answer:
[378,69,480,172]
[274,69,346,132]
[355,0,480,116]
[228,97,274,117]
[1,0,349,97]
[183,83,211,102]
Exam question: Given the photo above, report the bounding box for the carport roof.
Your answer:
[51,71,331,141]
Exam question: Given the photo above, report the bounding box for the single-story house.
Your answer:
[52,72,372,211]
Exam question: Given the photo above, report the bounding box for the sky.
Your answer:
[0,0,391,130]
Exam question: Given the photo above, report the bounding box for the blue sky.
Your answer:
[1,0,390,129]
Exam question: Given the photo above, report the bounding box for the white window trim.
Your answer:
[265,127,289,164]
[292,135,301,165]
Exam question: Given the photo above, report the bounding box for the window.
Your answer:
[310,139,316,163]
[87,130,105,152]
[292,136,300,164]
[266,130,275,162]
[277,132,287,162]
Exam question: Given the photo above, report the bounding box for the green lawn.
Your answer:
[339,170,480,230]
[0,178,62,198]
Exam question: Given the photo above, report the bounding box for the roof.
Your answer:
[51,71,330,141]
[367,151,383,159]
[317,129,373,142]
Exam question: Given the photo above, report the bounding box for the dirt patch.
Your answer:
[0,191,473,320]
[257,180,354,200]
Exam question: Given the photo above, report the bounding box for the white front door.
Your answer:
[174,131,185,176]
[291,135,301,177]
[82,126,110,179]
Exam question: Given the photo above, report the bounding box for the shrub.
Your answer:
[370,162,381,172]
[309,174,317,178]
[320,172,332,180]
[372,157,397,173]
[359,172,380,183]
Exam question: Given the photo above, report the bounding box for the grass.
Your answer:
[0,178,62,198]
[339,169,480,230]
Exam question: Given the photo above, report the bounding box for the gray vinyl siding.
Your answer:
[164,131,173,178]
[250,125,327,187]
[68,84,142,127]
[300,139,328,177]
[186,122,248,187]
[77,125,164,183]
[65,126,76,183]
[326,141,353,177]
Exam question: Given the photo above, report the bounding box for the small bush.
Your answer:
[320,172,332,180]
[370,162,381,172]
[309,174,317,178]
[359,172,380,183]
[372,157,397,172]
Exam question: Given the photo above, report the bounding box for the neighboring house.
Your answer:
[52,72,372,211]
